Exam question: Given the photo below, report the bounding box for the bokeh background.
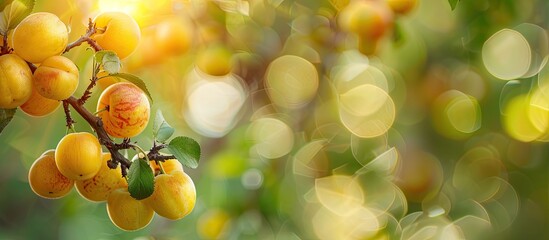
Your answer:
[1,0,549,239]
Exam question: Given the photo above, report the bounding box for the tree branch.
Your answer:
[146,141,174,162]
[78,63,100,104]
[62,101,75,129]
[148,153,176,162]
[64,19,102,53]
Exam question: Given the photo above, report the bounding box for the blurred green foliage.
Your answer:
[1,0,549,239]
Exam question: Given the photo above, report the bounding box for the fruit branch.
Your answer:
[78,63,100,105]
[59,16,174,178]
[147,142,176,163]
[64,96,132,176]
[62,101,75,130]
[64,19,101,53]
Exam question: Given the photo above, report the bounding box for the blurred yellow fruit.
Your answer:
[197,209,231,239]
[338,0,393,40]
[11,12,68,63]
[155,17,193,55]
[124,29,165,69]
[75,153,127,202]
[97,82,150,138]
[28,150,74,199]
[55,132,102,180]
[20,86,60,117]
[107,188,154,231]
[0,54,33,109]
[33,56,79,100]
[196,44,232,76]
[145,171,196,220]
[92,12,141,59]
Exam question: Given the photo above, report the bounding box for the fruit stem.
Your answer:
[94,106,109,115]
[131,143,150,162]
[158,161,166,174]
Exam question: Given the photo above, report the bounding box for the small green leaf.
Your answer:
[0,108,16,134]
[109,73,153,103]
[153,110,174,143]
[1,0,34,33]
[168,136,201,169]
[127,158,155,200]
[94,50,116,64]
[102,51,121,74]
[448,0,459,10]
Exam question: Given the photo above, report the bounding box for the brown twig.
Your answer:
[1,33,11,55]
[78,63,100,105]
[64,19,102,53]
[150,142,168,152]
[148,153,177,162]
[62,101,75,129]
[147,142,175,162]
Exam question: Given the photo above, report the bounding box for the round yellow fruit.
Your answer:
[20,87,60,117]
[0,54,33,109]
[145,171,196,220]
[97,82,150,138]
[55,132,103,180]
[196,44,232,76]
[75,153,127,202]
[33,55,79,100]
[338,0,393,40]
[28,150,74,199]
[107,188,154,231]
[11,12,68,63]
[91,12,141,59]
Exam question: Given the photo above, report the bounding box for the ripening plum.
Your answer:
[28,150,74,199]
[55,132,102,180]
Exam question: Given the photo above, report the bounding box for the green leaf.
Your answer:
[153,110,174,143]
[0,108,16,134]
[0,0,34,33]
[168,136,201,169]
[127,157,155,200]
[108,73,153,103]
[448,0,459,10]
[102,51,121,74]
[94,50,116,64]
